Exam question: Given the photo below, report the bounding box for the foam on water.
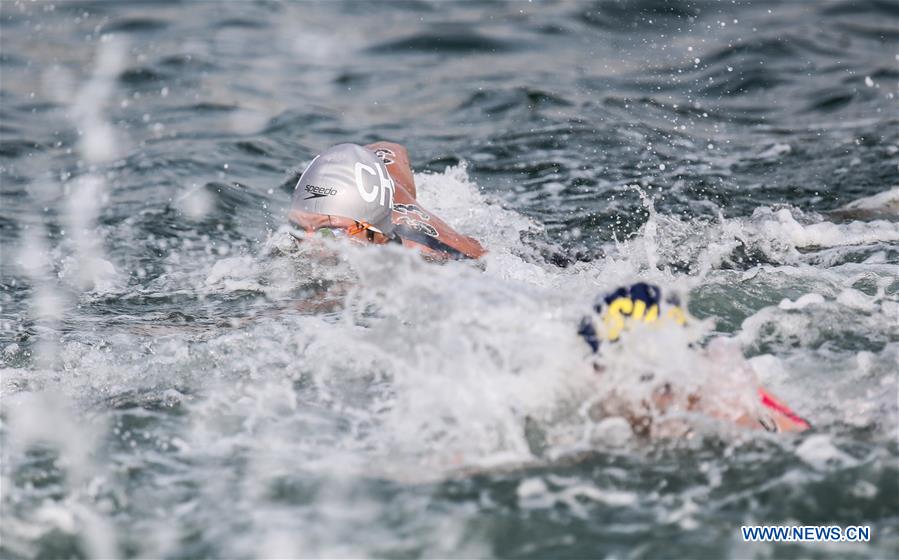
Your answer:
[2,1,898,556]
[3,164,898,557]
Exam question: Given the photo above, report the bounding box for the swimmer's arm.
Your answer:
[366,141,486,259]
[365,141,417,199]
[754,387,811,433]
[679,386,810,433]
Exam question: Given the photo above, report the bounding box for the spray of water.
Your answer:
[4,155,897,555]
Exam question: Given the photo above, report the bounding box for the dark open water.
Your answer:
[1,1,898,558]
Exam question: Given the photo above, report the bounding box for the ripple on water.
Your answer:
[1,0,897,558]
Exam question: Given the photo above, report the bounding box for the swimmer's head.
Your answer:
[289,143,395,241]
[578,282,688,353]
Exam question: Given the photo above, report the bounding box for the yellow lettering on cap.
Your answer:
[604,297,633,341]
[632,299,647,320]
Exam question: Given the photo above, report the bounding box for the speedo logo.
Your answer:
[303,184,338,200]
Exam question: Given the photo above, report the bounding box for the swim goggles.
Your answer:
[291,221,395,245]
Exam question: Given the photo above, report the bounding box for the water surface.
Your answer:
[1,1,898,558]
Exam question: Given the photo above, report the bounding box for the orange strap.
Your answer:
[758,388,810,431]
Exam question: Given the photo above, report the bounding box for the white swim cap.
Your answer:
[291,143,395,236]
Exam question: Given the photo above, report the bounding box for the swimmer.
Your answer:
[578,282,811,436]
[288,142,485,260]
[288,144,808,436]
